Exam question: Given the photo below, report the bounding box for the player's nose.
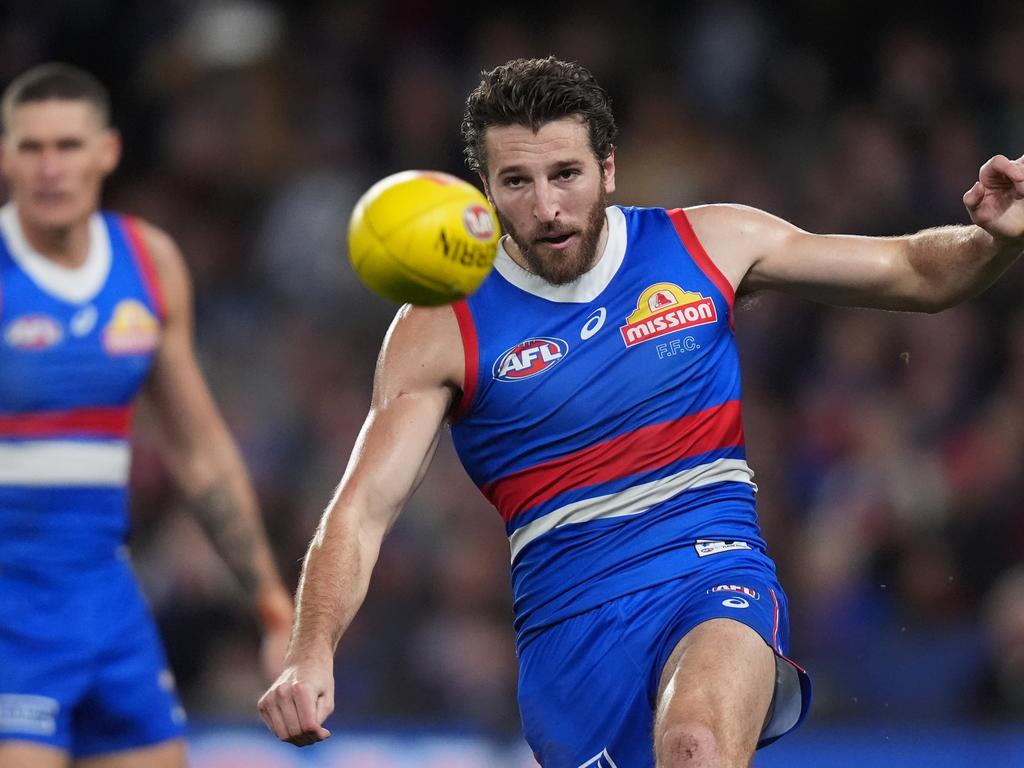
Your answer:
[531,181,559,223]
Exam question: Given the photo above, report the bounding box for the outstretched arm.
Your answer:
[689,153,1024,311]
[258,302,464,746]
[138,220,294,676]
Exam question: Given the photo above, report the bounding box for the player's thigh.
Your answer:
[655,618,774,764]
[0,740,69,768]
[75,737,186,768]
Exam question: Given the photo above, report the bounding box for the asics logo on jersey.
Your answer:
[578,748,619,768]
[580,307,606,340]
[70,305,98,337]
[620,282,717,348]
[493,337,569,381]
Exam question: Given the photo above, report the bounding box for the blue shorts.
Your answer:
[0,551,186,756]
[516,547,811,768]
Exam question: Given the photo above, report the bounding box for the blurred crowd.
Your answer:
[3,0,1024,738]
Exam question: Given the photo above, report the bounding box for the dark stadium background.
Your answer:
[2,1,1023,765]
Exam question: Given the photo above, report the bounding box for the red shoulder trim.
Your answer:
[667,208,735,330]
[450,300,478,423]
[120,215,167,322]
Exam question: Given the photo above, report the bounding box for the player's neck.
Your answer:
[16,209,93,269]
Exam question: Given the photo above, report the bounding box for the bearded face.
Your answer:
[482,117,616,286]
[495,186,608,285]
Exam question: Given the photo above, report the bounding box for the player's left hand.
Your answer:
[255,585,295,680]
[963,153,1024,241]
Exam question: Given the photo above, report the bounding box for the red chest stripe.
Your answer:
[0,405,134,438]
[483,400,744,521]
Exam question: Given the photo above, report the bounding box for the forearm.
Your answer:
[188,476,286,602]
[903,224,1024,311]
[286,503,384,662]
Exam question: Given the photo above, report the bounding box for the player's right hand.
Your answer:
[257,661,334,746]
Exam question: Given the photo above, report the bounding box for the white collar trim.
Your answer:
[0,203,111,304]
[493,205,626,303]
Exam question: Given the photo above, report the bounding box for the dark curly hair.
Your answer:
[2,62,110,133]
[461,56,618,176]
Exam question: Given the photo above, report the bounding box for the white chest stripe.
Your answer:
[0,440,131,486]
[508,457,756,562]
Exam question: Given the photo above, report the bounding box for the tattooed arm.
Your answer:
[136,220,293,676]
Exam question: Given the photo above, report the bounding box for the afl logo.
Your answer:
[493,337,568,381]
[4,314,63,349]
[463,204,496,241]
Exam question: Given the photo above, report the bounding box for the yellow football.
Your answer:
[347,170,501,305]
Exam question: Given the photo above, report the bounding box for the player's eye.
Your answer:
[556,168,580,181]
[503,176,524,188]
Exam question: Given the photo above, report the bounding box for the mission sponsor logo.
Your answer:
[493,337,568,381]
[3,314,63,349]
[103,299,160,355]
[620,282,717,348]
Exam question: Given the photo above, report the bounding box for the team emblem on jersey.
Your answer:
[3,314,63,349]
[619,282,717,348]
[103,299,160,355]
[493,337,568,381]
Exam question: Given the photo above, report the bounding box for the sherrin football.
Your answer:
[348,170,501,305]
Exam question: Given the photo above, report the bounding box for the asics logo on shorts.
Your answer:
[578,748,619,767]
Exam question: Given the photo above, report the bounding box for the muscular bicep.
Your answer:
[687,204,918,310]
[329,304,463,538]
[335,388,449,538]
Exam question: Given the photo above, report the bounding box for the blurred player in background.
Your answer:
[259,57,1024,767]
[0,63,294,768]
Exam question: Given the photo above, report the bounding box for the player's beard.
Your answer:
[498,189,608,286]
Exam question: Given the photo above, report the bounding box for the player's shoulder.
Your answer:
[386,303,462,349]
[113,215,191,298]
[378,303,464,388]
[683,202,767,227]
[121,217,184,271]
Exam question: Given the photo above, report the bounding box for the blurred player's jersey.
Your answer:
[452,205,765,641]
[0,203,163,565]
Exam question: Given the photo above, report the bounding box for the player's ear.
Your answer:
[478,172,494,206]
[601,148,616,195]
[99,128,122,174]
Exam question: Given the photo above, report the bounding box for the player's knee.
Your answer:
[655,720,722,767]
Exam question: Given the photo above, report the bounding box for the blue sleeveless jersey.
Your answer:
[451,205,765,640]
[0,205,164,565]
